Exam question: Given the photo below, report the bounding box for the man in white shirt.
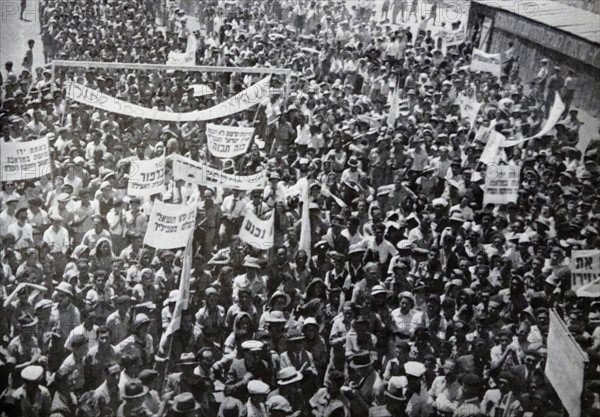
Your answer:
[350,222,398,265]
[7,207,34,249]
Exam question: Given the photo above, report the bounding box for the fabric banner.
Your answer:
[160,233,193,352]
[444,28,467,47]
[127,156,166,196]
[167,32,197,66]
[1,138,52,181]
[64,75,271,122]
[189,84,214,97]
[482,165,519,206]
[479,131,505,165]
[144,200,197,249]
[503,93,566,148]
[206,123,255,158]
[170,154,267,190]
[470,48,502,77]
[570,250,600,297]
[546,309,587,417]
[239,210,274,250]
[456,94,483,129]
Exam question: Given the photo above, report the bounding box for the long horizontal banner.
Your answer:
[1,138,52,181]
[144,200,197,249]
[64,75,271,122]
[206,123,255,158]
[170,154,267,190]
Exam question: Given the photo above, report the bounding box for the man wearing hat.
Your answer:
[369,376,410,417]
[268,366,306,414]
[403,361,432,417]
[164,352,204,399]
[246,379,271,416]
[280,327,318,396]
[117,313,154,367]
[11,365,51,417]
[224,340,271,402]
[49,281,80,341]
[343,351,384,416]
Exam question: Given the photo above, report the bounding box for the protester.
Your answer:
[1,0,599,416]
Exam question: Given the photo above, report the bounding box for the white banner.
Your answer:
[167,51,195,66]
[239,210,274,249]
[470,48,502,77]
[65,76,271,122]
[144,200,197,249]
[445,28,467,47]
[170,154,267,190]
[127,156,166,196]
[570,250,600,297]
[479,131,505,165]
[1,138,52,181]
[482,165,519,206]
[456,94,482,129]
[503,93,566,148]
[206,123,255,158]
[546,309,587,417]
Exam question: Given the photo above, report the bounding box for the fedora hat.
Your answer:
[178,352,198,366]
[122,379,148,399]
[385,376,409,401]
[277,366,303,386]
[269,291,291,308]
[350,351,373,369]
[266,310,287,324]
[171,392,200,414]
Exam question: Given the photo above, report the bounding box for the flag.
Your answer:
[160,233,193,349]
[299,181,312,259]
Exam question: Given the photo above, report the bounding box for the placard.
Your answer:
[479,131,505,165]
[1,138,52,181]
[239,210,274,249]
[470,48,502,77]
[206,124,255,158]
[170,154,267,190]
[456,94,482,129]
[64,75,271,122]
[546,309,587,417]
[143,201,197,249]
[482,165,519,206]
[444,28,467,47]
[570,250,600,297]
[127,156,166,196]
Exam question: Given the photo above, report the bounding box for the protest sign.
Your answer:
[167,51,195,66]
[456,94,482,129]
[206,124,255,158]
[444,28,466,47]
[1,138,52,181]
[479,131,505,165]
[546,309,587,417]
[189,84,214,97]
[470,48,502,77]
[482,165,519,206]
[127,156,166,197]
[65,75,271,122]
[570,250,600,297]
[144,201,197,249]
[239,210,274,249]
[170,154,267,191]
[503,93,566,148]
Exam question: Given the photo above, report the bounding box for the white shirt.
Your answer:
[43,226,70,254]
[64,323,99,351]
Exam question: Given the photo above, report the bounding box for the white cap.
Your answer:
[404,361,426,377]
[247,380,270,395]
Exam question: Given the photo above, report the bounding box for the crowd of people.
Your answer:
[1,0,600,416]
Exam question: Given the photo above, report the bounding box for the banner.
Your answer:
[456,94,482,129]
[239,210,274,249]
[503,93,566,148]
[65,75,271,122]
[1,138,52,181]
[299,180,312,259]
[160,233,193,352]
[470,48,502,77]
[167,32,197,66]
[170,154,267,190]
[546,309,587,417]
[206,123,255,158]
[479,131,505,165]
[144,200,197,249]
[482,165,519,206]
[189,84,214,97]
[570,250,600,297]
[444,28,467,47]
[127,156,166,196]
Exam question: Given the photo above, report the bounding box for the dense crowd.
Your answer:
[1,0,600,416]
